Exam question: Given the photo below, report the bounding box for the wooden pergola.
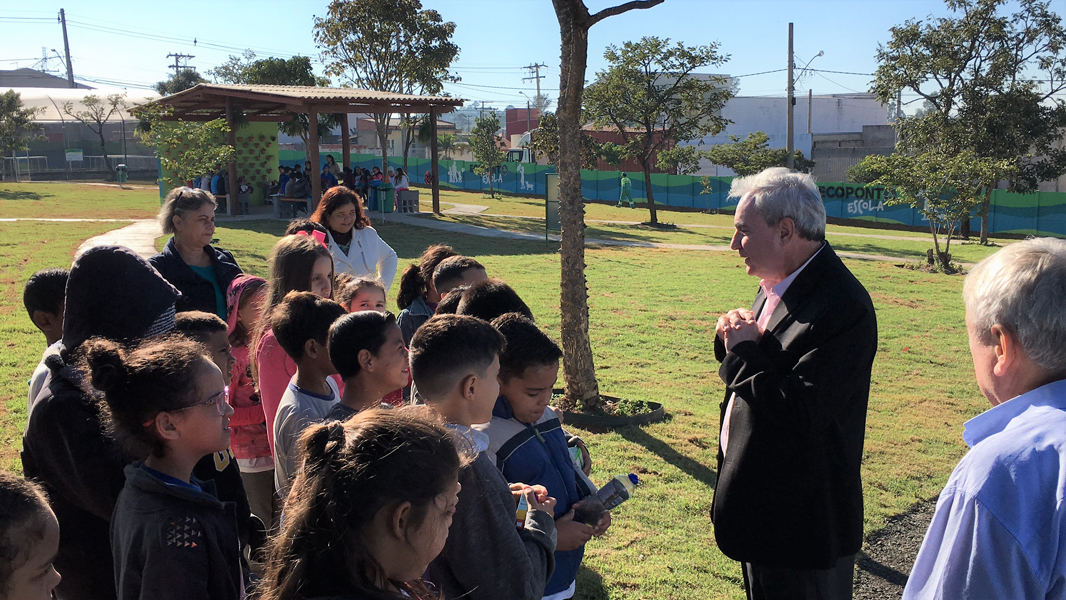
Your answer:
[149,84,464,215]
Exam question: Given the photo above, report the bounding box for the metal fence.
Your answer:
[3,154,158,181]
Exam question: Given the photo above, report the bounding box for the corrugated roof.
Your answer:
[196,84,465,105]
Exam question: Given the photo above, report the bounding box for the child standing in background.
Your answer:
[22,268,68,426]
[337,276,388,313]
[270,292,347,501]
[396,244,458,346]
[82,335,242,600]
[226,275,275,529]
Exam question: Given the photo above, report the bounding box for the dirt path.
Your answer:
[853,500,937,599]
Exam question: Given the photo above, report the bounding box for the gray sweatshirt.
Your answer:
[428,445,557,600]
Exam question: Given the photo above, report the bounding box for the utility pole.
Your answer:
[523,63,547,114]
[58,9,75,88]
[807,89,813,135]
[786,22,795,169]
[167,53,196,74]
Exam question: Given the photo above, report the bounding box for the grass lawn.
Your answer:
[0,181,160,219]
[0,220,131,471]
[0,185,990,599]
[414,187,1007,265]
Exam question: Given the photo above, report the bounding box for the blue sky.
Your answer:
[1,1,1058,112]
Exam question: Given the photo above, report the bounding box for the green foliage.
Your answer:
[0,90,43,158]
[314,0,459,167]
[612,397,651,417]
[852,150,1015,271]
[209,50,331,89]
[469,112,505,197]
[583,36,733,223]
[133,105,236,188]
[872,0,1066,194]
[656,145,701,175]
[700,132,815,178]
[527,112,599,169]
[154,70,207,96]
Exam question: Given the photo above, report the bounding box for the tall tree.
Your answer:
[154,70,207,96]
[314,0,459,173]
[62,93,127,178]
[849,150,1014,271]
[584,36,732,225]
[209,51,337,150]
[469,112,505,198]
[0,91,44,179]
[552,0,664,412]
[872,0,1066,243]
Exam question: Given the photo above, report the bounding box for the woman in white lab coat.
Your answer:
[309,186,398,291]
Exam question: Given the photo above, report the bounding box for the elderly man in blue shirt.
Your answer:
[903,237,1066,600]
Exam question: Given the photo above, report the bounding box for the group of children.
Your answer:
[6,227,612,600]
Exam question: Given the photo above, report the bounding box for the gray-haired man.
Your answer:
[713,167,878,599]
[903,237,1066,599]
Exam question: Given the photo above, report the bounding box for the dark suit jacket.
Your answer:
[711,243,877,570]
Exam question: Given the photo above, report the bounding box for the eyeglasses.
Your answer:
[171,390,228,416]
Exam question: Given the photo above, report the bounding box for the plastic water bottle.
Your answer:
[574,473,639,525]
[515,490,529,530]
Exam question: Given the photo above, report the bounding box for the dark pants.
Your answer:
[742,554,855,600]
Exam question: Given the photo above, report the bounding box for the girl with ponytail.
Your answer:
[395,245,457,346]
[259,408,467,600]
[82,335,242,600]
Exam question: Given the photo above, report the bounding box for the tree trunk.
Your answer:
[979,186,992,245]
[97,129,114,180]
[402,115,412,175]
[642,161,658,225]
[375,115,390,172]
[553,0,600,412]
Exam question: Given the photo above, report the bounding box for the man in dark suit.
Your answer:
[713,167,878,600]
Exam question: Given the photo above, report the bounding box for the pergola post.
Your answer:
[430,107,440,214]
[341,112,351,173]
[225,97,239,216]
[309,105,322,208]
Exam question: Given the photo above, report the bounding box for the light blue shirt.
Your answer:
[903,378,1066,600]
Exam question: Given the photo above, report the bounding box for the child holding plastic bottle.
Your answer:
[475,313,610,600]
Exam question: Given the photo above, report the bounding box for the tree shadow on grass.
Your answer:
[615,425,718,490]
[574,564,609,600]
[0,190,44,201]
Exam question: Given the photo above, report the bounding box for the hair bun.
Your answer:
[90,363,124,393]
[81,338,128,393]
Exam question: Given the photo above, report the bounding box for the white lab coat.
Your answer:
[326,226,399,292]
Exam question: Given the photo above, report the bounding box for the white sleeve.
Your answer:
[369,228,398,292]
[903,489,1044,600]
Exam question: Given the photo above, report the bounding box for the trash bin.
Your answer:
[368,180,381,211]
[115,164,128,183]
[378,183,395,213]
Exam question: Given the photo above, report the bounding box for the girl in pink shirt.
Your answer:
[225,274,273,527]
[252,234,336,457]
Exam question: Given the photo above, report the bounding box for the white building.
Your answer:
[686,93,890,176]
